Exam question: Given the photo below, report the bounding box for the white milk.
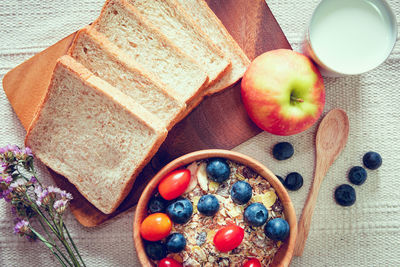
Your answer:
[309,0,396,74]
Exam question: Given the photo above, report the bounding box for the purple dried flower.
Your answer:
[10,179,25,188]
[10,179,26,194]
[1,188,13,202]
[60,190,73,201]
[48,186,67,202]
[24,147,33,156]
[38,192,49,206]
[6,144,19,153]
[0,145,85,265]
[11,206,17,216]
[34,185,42,195]
[1,162,7,173]
[0,174,12,185]
[29,176,37,184]
[14,219,30,235]
[48,186,61,195]
[54,199,68,214]
[35,186,50,206]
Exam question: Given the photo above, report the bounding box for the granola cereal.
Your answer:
[148,160,286,266]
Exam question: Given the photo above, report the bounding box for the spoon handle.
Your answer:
[294,161,329,256]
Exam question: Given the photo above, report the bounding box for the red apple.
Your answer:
[241,49,325,136]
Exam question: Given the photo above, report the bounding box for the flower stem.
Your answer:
[63,220,86,267]
[26,193,77,263]
[30,227,70,267]
[37,216,73,266]
[26,194,59,235]
[55,252,69,267]
[2,147,85,267]
[54,215,80,267]
[30,196,80,267]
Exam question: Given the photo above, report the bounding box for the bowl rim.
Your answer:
[133,149,297,267]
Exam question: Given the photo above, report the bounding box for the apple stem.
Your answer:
[290,96,304,103]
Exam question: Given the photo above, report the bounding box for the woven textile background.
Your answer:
[1,0,399,266]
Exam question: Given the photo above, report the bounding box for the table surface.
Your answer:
[1,1,399,266]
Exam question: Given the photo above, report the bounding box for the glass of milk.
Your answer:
[303,0,397,77]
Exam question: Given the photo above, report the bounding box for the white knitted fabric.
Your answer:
[1,0,399,266]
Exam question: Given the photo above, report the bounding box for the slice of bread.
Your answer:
[25,55,167,214]
[176,0,250,95]
[68,27,186,130]
[126,0,231,86]
[92,0,208,105]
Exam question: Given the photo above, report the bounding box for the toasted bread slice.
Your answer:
[126,0,231,86]
[176,0,250,94]
[92,0,208,105]
[25,55,167,214]
[68,27,186,130]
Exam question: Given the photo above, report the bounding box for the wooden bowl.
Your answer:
[133,149,297,266]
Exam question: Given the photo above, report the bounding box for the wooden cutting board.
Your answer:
[2,0,291,227]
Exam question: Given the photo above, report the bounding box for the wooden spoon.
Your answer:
[294,109,349,256]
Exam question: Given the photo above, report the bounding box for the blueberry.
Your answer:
[363,151,382,170]
[230,181,252,205]
[284,172,303,191]
[335,184,356,206]
[264,218,290,241]
[348,166,367,185]
[272,142,294,160]
[276,175,285,184]
[166,198,193,224]
[148,196,167,214]
[144,241,167,260]
[197,194,220,216]
[165,233,186,253]
[244,203,269,227]
[206,158,230,183]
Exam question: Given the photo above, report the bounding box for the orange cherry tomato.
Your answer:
[158,258,183,267]
[140,213,171,241]
[213,224,244,252]
[158,169,190,200]
[243,258,262,267]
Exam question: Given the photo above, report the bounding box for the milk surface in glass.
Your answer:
[310,0,396,74]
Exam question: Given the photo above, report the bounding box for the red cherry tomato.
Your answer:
[213,224,244,252]
[158,258,183,267]
[140,213,171,241]
[243,258,262,267]
[158,169,190,200]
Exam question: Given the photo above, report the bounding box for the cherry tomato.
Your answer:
[140,213,171,241]
[213,224,244,252]
[243,258,262,267]
[158,169,190,200]
[158,258,183,267]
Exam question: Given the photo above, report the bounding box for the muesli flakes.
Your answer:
[164,160,286,266]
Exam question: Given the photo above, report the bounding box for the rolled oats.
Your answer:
[150,160,286,266]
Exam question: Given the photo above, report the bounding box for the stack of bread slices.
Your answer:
[25,0,250,215]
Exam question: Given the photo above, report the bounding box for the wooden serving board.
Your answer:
[2,0,291,227]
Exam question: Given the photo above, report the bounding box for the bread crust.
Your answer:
[91,0,209,105]
[126,0,231,87]
[175,0,250,95]
[25,56,168,214]
[165,0,231,87]
[68,27,187,130]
